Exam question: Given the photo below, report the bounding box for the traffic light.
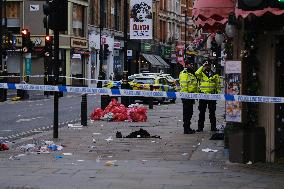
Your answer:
[43,0,68,31]
[271,0,284,8]
[21,29,32,53]
[238,0,284,10]
[103,44,110,60]
[45,35,53,57]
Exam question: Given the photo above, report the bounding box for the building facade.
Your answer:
[88,0,186,83]
[4,0,89,86]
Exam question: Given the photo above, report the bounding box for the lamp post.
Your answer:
[121,0,131,107]
[0,0,7,102]
[184,0,188,61]
[97,0,105,88]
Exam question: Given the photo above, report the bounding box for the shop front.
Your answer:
[70,37,89,86]
[88,30,114,85]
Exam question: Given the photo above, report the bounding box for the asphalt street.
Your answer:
[0,91,100,140]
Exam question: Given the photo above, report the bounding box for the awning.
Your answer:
[235,7,284,18]
[193,0,235,31]
[154,55,169,68]
[142,54,164,67]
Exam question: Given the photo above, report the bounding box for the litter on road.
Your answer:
[105,136,113,142]
[105,160,117,166]
[202,148,218,153]
[62,153,72,156]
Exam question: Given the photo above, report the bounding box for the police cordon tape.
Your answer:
[0,82,284,103]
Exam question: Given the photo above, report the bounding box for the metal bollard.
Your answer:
[0,70,5,102]
[148,85,154,109]
[81,94,88,126]
[101,95,111,110]
[121,71,131,107]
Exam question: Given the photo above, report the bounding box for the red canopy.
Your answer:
[235,7,284,18]
[193,0,235,31]
[193,0,235,19]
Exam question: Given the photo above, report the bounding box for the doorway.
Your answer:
[275,36,284,161]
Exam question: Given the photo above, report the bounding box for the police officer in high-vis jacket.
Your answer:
[195,60,221,132]
[179,60,198,134]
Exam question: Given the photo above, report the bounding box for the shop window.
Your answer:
[71,56,82,75]
[114,0,121,31]
[6,1,20,34]
[72,4,85,37]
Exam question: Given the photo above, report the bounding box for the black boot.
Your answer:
[184,127,195,134]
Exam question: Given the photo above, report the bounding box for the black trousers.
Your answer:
[182,99,195,131]
[198,99,216,130]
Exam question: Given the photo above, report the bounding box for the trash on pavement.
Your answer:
[55,155,63,159]
[47,144,57,151]
[182,153,188,156]
[0,143,9,151]
[44,141,54,145]
[93,133,101,135]
[96,156,102,163]
[68,124,83,128]
[90,98,147,122]
[20,143,36,151]
[202,148,218,153]
[105,136,113,142]
[90,108,104,120]
[101,112,114,121]
[117,129,161,138]
[62,153,72,156]
[247,161,253,165]
[9,156,20,160]
[37,146,50,154]
[105,160,117,166]
[116,131,123,138]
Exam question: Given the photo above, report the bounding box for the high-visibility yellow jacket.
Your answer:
[195,66,221,94]
[179,69,198,93]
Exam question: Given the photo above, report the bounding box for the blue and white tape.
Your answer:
[1,83,284,103]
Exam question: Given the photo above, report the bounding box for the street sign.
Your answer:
[127,50,132,57]
[25,57,32,75]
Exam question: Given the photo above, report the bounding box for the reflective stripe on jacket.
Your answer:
[179,69,198,93]
[195,66,221,94]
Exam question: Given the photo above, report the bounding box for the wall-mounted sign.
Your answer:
[127,50,132,57]
[72,54,82,59]
[15,36,45,47]
[130,0,153,39]
[225,61,242,122]
[71,38,88,49]
[114,41,121,49]
[142,43,152,52]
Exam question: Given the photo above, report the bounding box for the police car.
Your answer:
[130,75,177,103]
[103,73,177,103]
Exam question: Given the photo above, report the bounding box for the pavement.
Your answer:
[0,100,284,189]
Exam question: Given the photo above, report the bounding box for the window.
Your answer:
[114,0,121,31]
[103,0,108,27]
[6,1,20,34]
[72,4,85,37]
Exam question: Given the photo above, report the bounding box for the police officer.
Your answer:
[179,60,198,134]
[195,60,221,132]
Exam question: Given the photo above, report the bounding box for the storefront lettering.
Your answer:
[71,38,88,48]
[133,24,150,31]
